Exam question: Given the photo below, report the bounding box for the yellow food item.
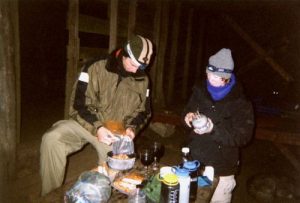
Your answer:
[112,154,129,160]
[113,172,144,194]
[122,172,144,185]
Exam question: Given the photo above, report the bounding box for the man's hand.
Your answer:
[125,127,135,140]
[97,126,118,145]
[184,112,196,127]
[194,118,214,135]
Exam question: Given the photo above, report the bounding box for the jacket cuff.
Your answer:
[93,121,103,136]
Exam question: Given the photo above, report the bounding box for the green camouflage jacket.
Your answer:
[69,52,151,136]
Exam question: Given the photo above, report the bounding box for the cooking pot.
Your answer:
[107,151,136,171]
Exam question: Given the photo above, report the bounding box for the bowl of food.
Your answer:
[107,151,136,171]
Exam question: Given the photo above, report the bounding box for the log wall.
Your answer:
[0,0,18,201]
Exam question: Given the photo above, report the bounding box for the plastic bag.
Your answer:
[112,136,134,155]
[142,173,161,203]
[64,171,111,203]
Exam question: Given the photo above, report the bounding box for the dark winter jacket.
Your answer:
[69,50,151,136]
[182,80,254,176]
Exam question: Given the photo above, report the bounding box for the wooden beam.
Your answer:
[167,1,181,104]
[237,41,290,76]
[223,14,293,82]
[65,0,80,117]
[255,128,300,146]
[182,9,194,100]
[151,0,162,104]
[0,1,17,201]
[11,0,21,144]
[152,0,169,108]
[77,14,127,38]
[195,15,206,82]
[109,0,118,52]
[127,0,136,39]
[78,14,108,35]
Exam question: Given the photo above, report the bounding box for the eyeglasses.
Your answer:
[207,64,233,74]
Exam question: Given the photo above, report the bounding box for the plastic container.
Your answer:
[128,188,146,203]
[160,173,179,203]
[183,160,200,202]
[174,166,190,203]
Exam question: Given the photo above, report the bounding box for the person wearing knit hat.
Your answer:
[182,48,254,202]
[206,48,234,79]
[40,35,154,196]
[125,35,153,70]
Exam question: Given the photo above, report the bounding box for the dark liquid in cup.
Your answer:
[140,155,154,166]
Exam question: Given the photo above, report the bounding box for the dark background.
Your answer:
[13,1,300,202]
[19,0,300,141]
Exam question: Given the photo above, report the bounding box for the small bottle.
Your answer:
[128,187,146,203]
[181,147,192,163]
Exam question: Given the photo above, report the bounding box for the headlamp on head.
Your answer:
[125,44,148,70]
[207,64,233,74]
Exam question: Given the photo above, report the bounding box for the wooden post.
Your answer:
[152,0,169,108]
[127,0,136,39]
[11,0,21,143]
[195,14,206,82]
[167,1,181,104]
[223,14,293,82]
[182,9,194,100]
[65,0,79,118]
[151,0,162,105]
[109,0,118,53]
[0,1,17,201]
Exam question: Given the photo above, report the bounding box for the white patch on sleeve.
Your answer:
[79,72,89,83]
[146,89,150,97]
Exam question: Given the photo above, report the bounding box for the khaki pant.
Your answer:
[40,120,111,196]
[195,177,219,203]
[196,175,236,203]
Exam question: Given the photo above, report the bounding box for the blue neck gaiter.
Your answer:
[207,74,236,101]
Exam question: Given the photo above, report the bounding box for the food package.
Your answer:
[113,172,145,195]
[103,120,126,135]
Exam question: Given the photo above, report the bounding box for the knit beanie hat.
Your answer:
[206,48,234,79]
[125,35,153,70]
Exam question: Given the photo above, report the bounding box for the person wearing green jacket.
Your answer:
[40,35,154,196]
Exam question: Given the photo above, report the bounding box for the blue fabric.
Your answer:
[207,74,236,101]
[198,176,212,187]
